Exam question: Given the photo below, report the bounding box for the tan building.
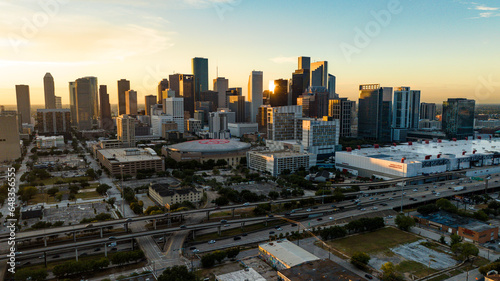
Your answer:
[144,95,157,116]
[125,90,138,115]
[117,115,137,147]
[96,148,164,177]
[15,84,31,125]
[149,183,202,209]
[0,113,22,162]
[36,109,71,135]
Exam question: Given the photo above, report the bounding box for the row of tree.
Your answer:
[200,247,240,268]
[320,217,385,241]
[417,198,489,221]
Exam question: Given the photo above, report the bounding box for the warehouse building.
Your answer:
[335,138,500,179]
[259,240,319,270]
[215,268,266,281]
[278,259,367,281]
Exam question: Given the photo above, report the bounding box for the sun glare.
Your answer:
[269,80,275,92]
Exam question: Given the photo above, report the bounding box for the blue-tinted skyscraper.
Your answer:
[192,57,208,102]
[392,87,420,142]
[358,84,393,143]
[442,98,475,140]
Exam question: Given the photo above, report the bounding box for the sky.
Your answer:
[1,0,500,106]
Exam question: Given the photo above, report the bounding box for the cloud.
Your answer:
[270,56,296,64]
[473,5,499,10]
[460,2,500,18]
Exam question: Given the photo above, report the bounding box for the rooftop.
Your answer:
[259,239,319,268]
[215,268,266,281]
[338,138,500,164]
[278,259,367,281]
[415,211,494,231]
[249,150,314,158]
[98,148,162,163]
[168,139,251,153]
[150,184,201,197]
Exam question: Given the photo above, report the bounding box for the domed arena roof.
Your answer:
[168,139,251,153]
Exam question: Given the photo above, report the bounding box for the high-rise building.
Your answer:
[442,98,475,140]
[392,87,420,142]
[228,95,246,123]
[420,102,436,120]
[55,96,62,109]
[327,74,337,99]
[310,61,328,88]
[145,95,157,116]
[291,69,309,105]
[297,87,329,118]
[257,105,271,134]
[157,79,169,104]
[0,113,21,162]
[209,109,236,139]
[200,90,219,112]
[302,118,340,159]
[117,79,130,115]
[214,77,229,108]
[270,79,288,107]
[328,98,356,138]
[248,71,263,123]
[125,90,137,115]
[117,114,137,147]
[69,82,77,126]
[267,105,303,141]
[298,56,310,71]
[75,76,99,130]
[44,72,56,109]
[15,85,31,125]
[358,84,393,143]
[192,57,209,102]
[171,74,196,117]
[99,85,113,131]
[168,74,181,97]
[36,109,71,135]
[164,96,185,133]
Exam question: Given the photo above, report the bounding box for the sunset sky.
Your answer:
[1,0,499,106]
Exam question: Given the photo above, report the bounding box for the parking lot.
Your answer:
[42,202,113,225]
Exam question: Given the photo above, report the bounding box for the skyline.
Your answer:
[2,0,500,105]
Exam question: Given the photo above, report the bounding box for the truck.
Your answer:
[453,186,465,192]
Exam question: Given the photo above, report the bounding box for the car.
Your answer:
[193,249,200,253]
[208,240,216,244]
[243,202,250,206]
[312,206,318,209]
[448,187,452,189]
[180,225,187,229]
[413,189,418,192]
[317,218,323,221]
[306,209,311,212]
[369,197,374,200]
[365,274,373,279]
[275,225,281,229]
[381,194,385,197]
[422,195,426,198]
[392,193,396,195]
[389,197,394,200]
[372,207,378,210]
[402,192,407,195]
[189,246,197,250]
[331,205,337,208]
[268,214,274,218]
[291,223,298,227]
[242,233,248,236]
[108,236,116,240]
[52,254,60,258]
[269,231,275,234]
[38,255,45,259]
[94,248,101,252]
[224,224,230,227]
[387,215,393,219]
[220,219,227,223]
[380,203,387,206]
[85,223,93,228]
[234,236,242,241]
[329,217,333,220]
[126,218,133,222]
[361,208,366,211]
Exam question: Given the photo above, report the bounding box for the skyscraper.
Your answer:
[117,114,137,147]
[179,74,195,117]
[145,95,157,116]
[442,98,475,140]
[75,76,99,130]
[358,84,393,143]
[292,70,309,105]
[267,105,303,141]
[15,85,31,125]
[99,85,113,131]
[420,103,436,120]
[44,72,56,109]
[213,77,229,108]
[328,98,356,138]
[228,95,246,123]
[157,79,169,104]
[248,71,263,123]
[392,87,420,141]
[0,113,21,162]
[199,90,219,112]
[125,90,138,115]
[310,61,328,88]
[164,96,185,133]
[36,109,71,135]
[298,56,310,70]
[297,87,329,118]
[117,79,130,115]
[192,57,209,102]
[209,109,236,139]
[169,74,181,97]
[55,96,62,109]
[270,79,288,107]
[327,74,337,99]
[69,82,77,126]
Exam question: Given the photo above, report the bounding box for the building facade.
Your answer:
[117,115,137,147]
[247,151,316,176]
[358,84,393,143]
[267,105,303,141]
[392,87,420,142]
[36,109,71,135]
[302,118,339,159]
[248,71,263,123]
[328,98,356,138]
[149,184,202,209]
[442,98,475,140]
[75,76,99,130]
[420,102,436,120]
[117,79,130,115]
[96,148,164,177]
[44,72,56,109]
[0,113,21,162]
[15,84,31,125]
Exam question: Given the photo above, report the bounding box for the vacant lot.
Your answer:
[327,227,420,255]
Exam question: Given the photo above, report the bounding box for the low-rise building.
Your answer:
[96,148,164,177]
[149,183,202,209]
[412,211,498,243]
[215,268,266,281]
[259,239,319,270]
[247,151,316,176]
[36,135,65,148]
[278,259,367,281]
[228,123,258,137]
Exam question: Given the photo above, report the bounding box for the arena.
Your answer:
[335,138,500,179]
[163,139,251,166]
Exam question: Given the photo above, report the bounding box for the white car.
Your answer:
[243,202,250,206]
[329,217,333,220]
[208,240,216,244]
[276,228,282,231]
[413,189,418,192]
[193,249,200,253]
[306,209,311,212]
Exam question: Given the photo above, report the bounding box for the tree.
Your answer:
[86,168,97,179]
[96,184,111,195]
[15,268,48,281]
[450,233,462,247]
[19,186,37,202]
[479,261,500,275]
[268,191,279,200]
[158,265,197,281]
[212,250,227,264]
[351,252,370,269]
[436,198,458,213]
[452,242,479,262]
[395,214,415,231]
[381,262,404,281]
[47,187,59,197]
[201,254,216,268]
[417,204,439,215]
[215,196,229,206]
[226,247,240,259]
[439,236,446,245]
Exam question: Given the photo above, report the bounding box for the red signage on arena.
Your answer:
[197,139,230,145]
[388,164,403,169]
